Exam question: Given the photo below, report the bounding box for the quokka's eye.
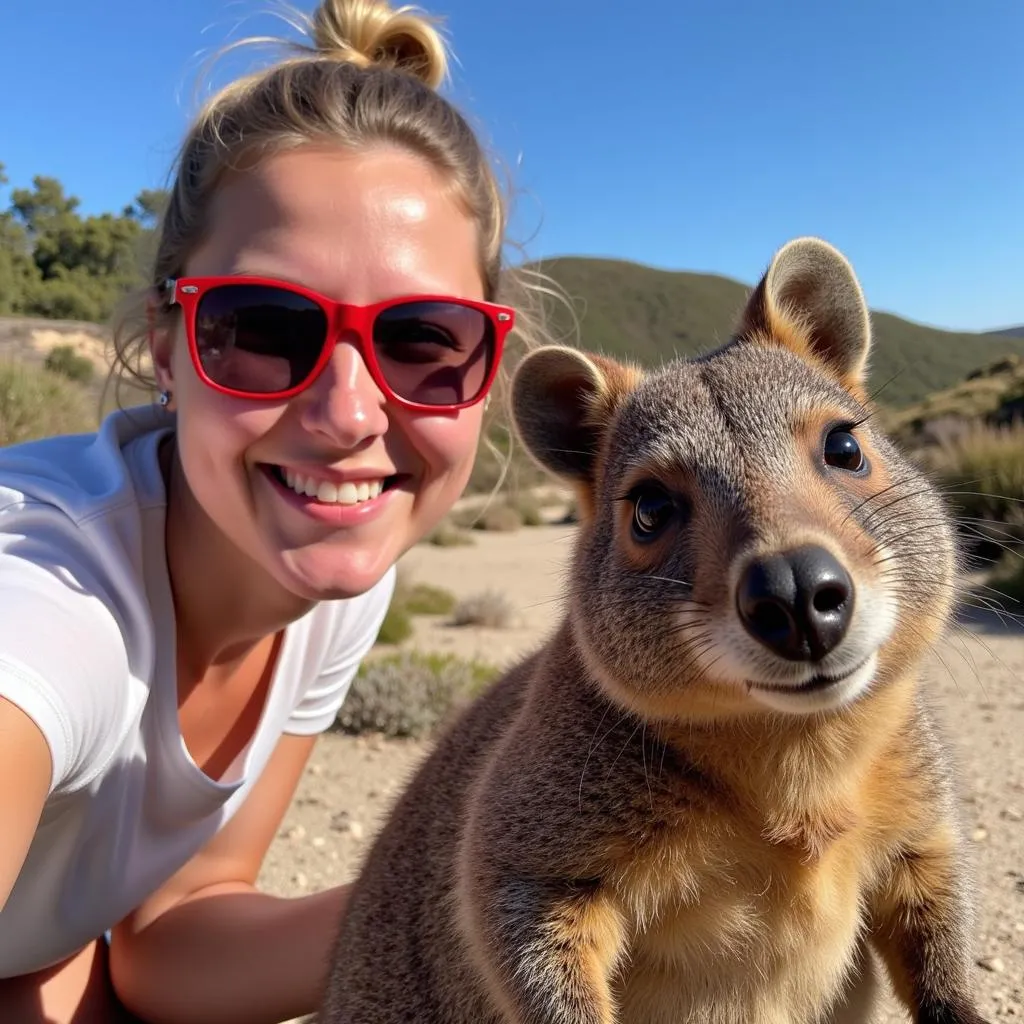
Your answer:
[629,485,677,541]
[823,428,866,472]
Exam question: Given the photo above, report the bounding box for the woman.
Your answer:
[0,2,543,1020]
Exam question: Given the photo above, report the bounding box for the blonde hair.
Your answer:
[109,0,562,410]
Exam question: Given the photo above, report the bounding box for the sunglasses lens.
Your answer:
[373,301,496,406]
[194,285,327,394]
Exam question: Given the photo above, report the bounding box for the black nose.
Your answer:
[737,545,854,661]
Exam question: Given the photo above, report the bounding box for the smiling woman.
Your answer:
[0,1,552,1022]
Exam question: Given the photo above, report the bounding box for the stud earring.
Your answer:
[158,390,171,407]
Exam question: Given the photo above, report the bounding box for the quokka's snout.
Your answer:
[735,542,854,662]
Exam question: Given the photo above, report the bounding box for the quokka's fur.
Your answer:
[319,238,989,1024]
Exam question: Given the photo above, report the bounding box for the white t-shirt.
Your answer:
[0,405,394,977]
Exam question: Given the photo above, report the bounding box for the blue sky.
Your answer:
[2,0,1020,331]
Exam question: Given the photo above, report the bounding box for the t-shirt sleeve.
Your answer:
[284,565,396,736]
[0,508,130,795]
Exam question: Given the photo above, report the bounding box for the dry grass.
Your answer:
[922,423,1024,544]
[450,590,515,628]
[453,503,523,533]
[0,360,98,446]
[422,519,475,547]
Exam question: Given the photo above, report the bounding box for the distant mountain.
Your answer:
[984,326,1024,339]
[525,256,1024,407]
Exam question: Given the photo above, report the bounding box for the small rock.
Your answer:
[309,763,324,776]
[977,956,1005,973]
[286,824,306,842]
[330,811,350,832]
[971,827,988,842]
[367,789,379,799]
[1014,922,1024,932]
[293,872,309,889]
[312,836,326,849]
[1016,879,1024,895]
[348,820,365,841]
[1000,807,1022,823]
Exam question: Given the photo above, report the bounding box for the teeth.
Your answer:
[279,469,386,505]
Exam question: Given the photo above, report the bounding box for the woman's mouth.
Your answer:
[261,464,406,523]
[269,465,398,506]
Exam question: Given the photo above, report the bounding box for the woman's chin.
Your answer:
[273,543,399,602]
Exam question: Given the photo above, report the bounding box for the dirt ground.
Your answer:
[257,522,1024,1022]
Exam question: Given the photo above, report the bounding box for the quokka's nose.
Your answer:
[737,545,854,662]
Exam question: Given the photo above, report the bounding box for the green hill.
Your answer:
[528,257,1024,408]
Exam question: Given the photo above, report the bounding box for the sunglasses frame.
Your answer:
[164,275,516,411]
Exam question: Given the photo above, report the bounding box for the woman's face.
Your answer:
[152,144,489,601]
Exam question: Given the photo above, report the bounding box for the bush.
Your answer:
[989,553,1024,606]
[451,589,515,628]
[335,650,500,738]
[376,603,413,645]
[509,492,544,527]
[422,519,475,547]
[0,360,97,446]
[454,503,523,532]
[402,582,457,616]
[922,423,1024,547]
[44,344,94,383]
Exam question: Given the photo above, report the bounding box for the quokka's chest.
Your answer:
[605,817,879,1024]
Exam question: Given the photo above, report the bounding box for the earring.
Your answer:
[158,390,171,407]
[484,394,492,411]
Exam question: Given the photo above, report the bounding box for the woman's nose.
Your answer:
[297,338,390,448]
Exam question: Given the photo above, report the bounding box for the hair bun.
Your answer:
[311,0,449,88]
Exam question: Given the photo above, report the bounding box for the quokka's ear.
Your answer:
[736,237,872,396]
[510,345,641,489]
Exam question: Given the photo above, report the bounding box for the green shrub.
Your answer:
[451,589,515,628]
[402,582,457,616]
[375,603,413,645]
[44,344,95,383]
[0,360,97,446]
[335,650,500,738]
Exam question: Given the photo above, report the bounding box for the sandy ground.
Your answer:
[0,316,111,372]
[258,522,1024,1023]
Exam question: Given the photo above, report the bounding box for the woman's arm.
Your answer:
[0,697,52,913]
[109,731,351,1024]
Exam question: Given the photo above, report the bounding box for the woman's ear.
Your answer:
[146,290,176,402]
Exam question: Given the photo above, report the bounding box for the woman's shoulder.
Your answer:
[0,404,173,524]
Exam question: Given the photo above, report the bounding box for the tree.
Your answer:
[124,188,169,228]
[10,176,80,237]
[0,172,160,321]
[0,164,42,314]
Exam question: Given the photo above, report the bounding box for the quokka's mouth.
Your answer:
[749,656,872,694]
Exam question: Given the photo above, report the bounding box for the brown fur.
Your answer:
[318,238,987,1024]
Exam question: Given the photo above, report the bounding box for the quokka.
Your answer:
[319,237,989,1024]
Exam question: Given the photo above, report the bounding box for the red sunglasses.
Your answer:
[164,275,515,411]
